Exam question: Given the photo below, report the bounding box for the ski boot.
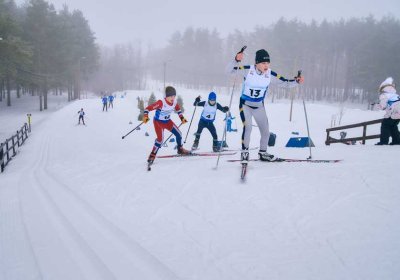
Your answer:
[147,152,156,164]
[212,140,222,152]
[177,146,191,155]
[191,139,199,151]
[258,150,278,162]
[241,148,249,164]
[147,152,156,171]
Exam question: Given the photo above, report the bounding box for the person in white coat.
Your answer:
[376,77,400,145]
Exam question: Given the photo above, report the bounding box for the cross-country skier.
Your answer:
[78,108,85,125]
[102,95,108,111]
[230,49,304,163]
[108,94,114,109]
[192,92,229,152]
[224,114,237,132]
[375,77,400,145]
[143,86,190,164]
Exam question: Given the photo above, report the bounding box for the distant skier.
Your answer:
[229,49,304,163]
[375,77,400,145]
[143,86,190,164]
[191,92,229,152]
[102,95,108,111]
[224,114,237,132]
[77,108,85,125]
[108,94,114,109]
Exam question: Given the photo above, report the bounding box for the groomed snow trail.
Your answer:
[1,90,399,280]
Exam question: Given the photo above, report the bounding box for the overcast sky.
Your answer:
[16,0,400,47]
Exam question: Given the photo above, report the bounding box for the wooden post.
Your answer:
[326,130,330,145]
[362,125,367,145]
[0,143,4,172]
[12,135,16,156]
[17,130,21,147]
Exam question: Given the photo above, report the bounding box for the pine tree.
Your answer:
[137,97,144,121]
[148,92,156,105]
[177,95,184,113]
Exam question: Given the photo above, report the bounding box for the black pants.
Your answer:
[103,103,107,111]
[79,116,85,125]
[195,119,218,144]
[380,118,400,144]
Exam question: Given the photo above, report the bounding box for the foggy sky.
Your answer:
[16,0,400,47]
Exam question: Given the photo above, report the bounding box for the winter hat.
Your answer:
[379,77,396,93]
[208,92,216,101]
[255,49,270,64]
[165,86,176,97]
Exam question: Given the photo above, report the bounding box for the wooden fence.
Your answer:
[326,119,383,145]
[1,123,30,172]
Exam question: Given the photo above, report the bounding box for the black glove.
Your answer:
[223,106,229,113]
[195,96,201,104]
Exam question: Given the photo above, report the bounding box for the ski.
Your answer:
[157,151,237,159]
[240,163,247,180]
[228,158,342,163]
[221,147,259,152]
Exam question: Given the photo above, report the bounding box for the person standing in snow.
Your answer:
[191,92,229,152]
[108,94,114,109]
[102,95,108,111]
[229,49,304,163]
[376,77,400,145]
[224,114,237,132]
[77,108,85,125]
[143,86,190,164]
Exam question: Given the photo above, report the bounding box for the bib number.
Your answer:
[249,89,265,98]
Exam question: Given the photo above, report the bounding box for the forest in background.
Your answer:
[2,0,400,108]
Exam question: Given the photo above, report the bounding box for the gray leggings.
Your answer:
[239,99,270,151]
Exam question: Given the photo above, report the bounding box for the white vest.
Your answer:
[241,66,271,102]
[155,98,177,121]
[201,102,217,121]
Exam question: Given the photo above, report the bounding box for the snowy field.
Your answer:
[1,87,399,280]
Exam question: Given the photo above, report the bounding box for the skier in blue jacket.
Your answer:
[102,95,108,111]
[108,95,114,109]
[192,92,229,152]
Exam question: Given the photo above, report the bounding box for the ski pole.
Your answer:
[299,70,312,160]
[216,45,247,169]
[162,123,183,147]
[184,97,200,144]
[121,122,144,139]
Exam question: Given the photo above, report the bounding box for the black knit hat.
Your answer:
[165,86,176,97]
[255,49,270,64]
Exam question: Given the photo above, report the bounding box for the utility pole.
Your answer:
[163,61,166,90]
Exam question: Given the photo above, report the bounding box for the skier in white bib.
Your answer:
[229,49,304,163]
[191,92,229,152]
[77,108,85,125]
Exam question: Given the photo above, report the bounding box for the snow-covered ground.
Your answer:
[1,87,399,280]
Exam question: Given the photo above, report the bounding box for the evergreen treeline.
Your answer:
[147,16,400,104]
[0,0,98,110]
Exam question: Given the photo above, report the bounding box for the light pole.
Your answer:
[163,59,172,91]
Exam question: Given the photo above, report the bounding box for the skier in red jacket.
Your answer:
[143,86,190,164]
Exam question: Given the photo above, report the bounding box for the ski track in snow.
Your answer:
[28,131,180,279]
